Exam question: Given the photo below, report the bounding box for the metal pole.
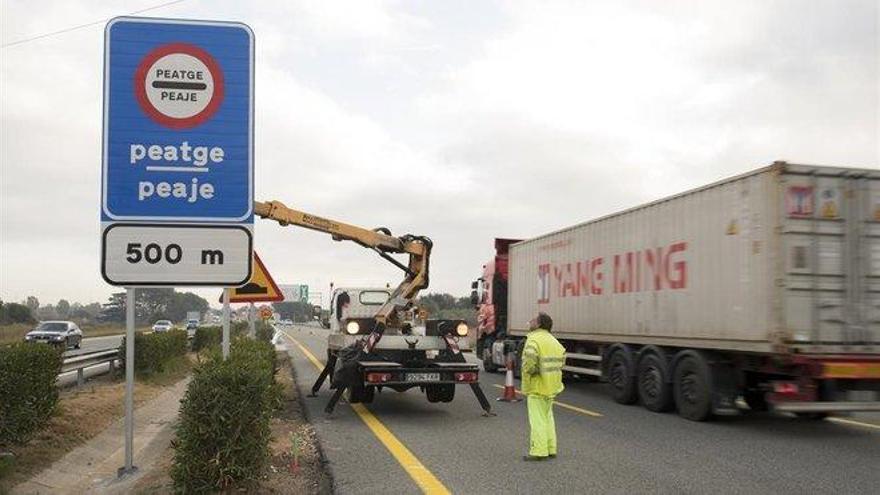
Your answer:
[222,288,231,359]
[119,287,137,476]
[248,302,255,338]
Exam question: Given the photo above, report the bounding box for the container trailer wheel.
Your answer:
[637,353,673,412]
[673,351,712,421]
[607,346,638,405]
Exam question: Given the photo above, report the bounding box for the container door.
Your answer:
[781,168,880,349]
[863,176,880,346]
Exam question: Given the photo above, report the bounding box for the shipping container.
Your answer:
[507,162,880,354]
[473,162,880,420]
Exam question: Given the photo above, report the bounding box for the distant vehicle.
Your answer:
[282,319,293,325]
[186,311,201,323]
[185,319,199,339]
[25,321,83,349]
[152,320,173,333]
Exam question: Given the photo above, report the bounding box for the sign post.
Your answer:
[222,288,231,359]
[102,16,254,477]
[119,287,136,476]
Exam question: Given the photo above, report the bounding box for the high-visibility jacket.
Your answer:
[521,328,565,397]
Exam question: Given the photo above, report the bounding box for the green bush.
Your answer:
[118,330,188,376]
[191,326,222,352]
[191,323,251,352]
[254,321,275,343]
[0,343,64,445]
[171,339,280,492]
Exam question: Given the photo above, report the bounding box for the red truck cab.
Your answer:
[471,238,520,371]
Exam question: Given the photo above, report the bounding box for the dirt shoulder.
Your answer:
[0,357,191,492]
[261,352,333,494]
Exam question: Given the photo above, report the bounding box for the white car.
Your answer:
[25,321,83,349]
[152,320,174,333]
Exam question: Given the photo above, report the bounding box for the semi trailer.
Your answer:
[473,162,880,421]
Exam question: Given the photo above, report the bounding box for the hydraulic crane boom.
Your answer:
[254,200,493,417]
[254,200,432,327]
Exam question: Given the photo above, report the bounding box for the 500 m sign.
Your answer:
[102,224,252,286]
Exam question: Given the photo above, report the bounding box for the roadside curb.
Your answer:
[286,352,337,494]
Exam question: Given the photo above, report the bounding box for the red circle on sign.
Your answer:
[134,43,225,129]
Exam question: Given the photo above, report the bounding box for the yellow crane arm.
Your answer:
[254,200,432,326]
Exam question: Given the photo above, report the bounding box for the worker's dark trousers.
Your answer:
[527,395,556,457]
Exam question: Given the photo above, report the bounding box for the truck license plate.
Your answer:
[405,372,440,382]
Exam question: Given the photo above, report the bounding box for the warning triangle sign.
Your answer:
[223,252,284,303]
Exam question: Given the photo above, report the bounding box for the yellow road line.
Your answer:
[829,417,880,431]
[492,384,603,418]
[282,331,452,495]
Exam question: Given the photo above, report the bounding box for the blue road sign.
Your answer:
[102,17,254,223]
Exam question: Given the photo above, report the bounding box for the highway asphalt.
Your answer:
[63,334,123,357]
[278,324,880,495]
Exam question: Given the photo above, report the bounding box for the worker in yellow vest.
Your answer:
[522,312,566,461]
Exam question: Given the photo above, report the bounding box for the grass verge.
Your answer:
[0,355,192,492]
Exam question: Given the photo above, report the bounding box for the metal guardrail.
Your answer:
[61,349,120,387]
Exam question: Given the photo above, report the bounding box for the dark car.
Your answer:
[25,321,83,349]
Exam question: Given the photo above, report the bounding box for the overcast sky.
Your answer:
[1,0,878,309]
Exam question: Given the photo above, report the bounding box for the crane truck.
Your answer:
[255,200,493,416]
[473,162,880,421]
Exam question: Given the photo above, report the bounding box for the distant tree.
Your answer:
[415,293,476,324]
[137,288,175,323]
[25,296,39,314]
[418,293,459,316]
[83,302,103,318]
[272,301,314,322]
[56,299,71,319]
[0,300,36,324]
[99,292,127,323]
[165,291,209,321]
[36,305,58,321]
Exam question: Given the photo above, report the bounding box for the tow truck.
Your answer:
[255,200,493,416]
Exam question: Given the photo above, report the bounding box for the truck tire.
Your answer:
[345,382,374,404]
[637,353,673,412]
[513,340,523,380]
[483,347,500,373]
[673,352,713,421]
[607,347,638,405]
[426,384,455,403]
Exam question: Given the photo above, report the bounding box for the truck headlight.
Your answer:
[345,321,360,335]
[455,322,469,337]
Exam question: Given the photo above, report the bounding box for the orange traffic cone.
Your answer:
[497,352,521,402]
